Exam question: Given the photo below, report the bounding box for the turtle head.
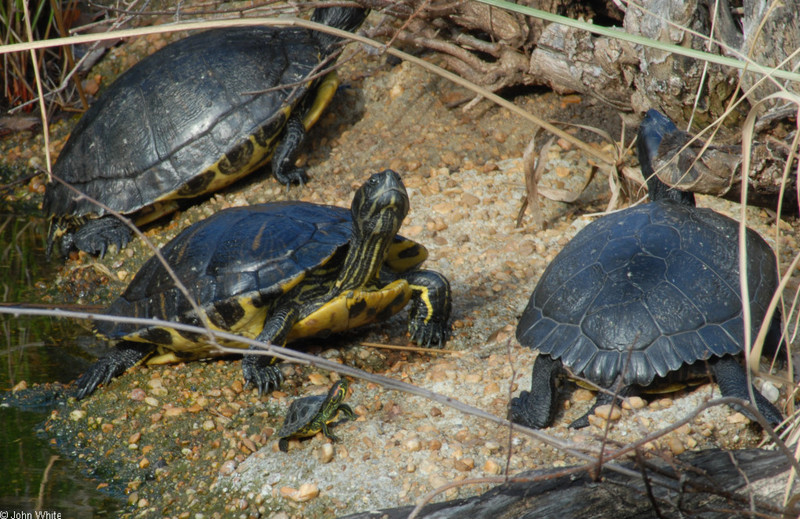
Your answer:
[326,378,350,407]
[336,170,408,292]
[637,109,695,206]
[311,7,368,51]
[350,169,409,240]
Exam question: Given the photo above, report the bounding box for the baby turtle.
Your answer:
[509,110,784,429]
[74,170,451,399]
[44,6,367,257]
[277,378,356,452]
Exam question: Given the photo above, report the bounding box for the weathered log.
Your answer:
[339,448,798,519]
[358,0,799,212]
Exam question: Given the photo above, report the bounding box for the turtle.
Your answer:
[277,378,356,452]
[43,6,367,257]
[508,109,784,429]
[74,169,452,399]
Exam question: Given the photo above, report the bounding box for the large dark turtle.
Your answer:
[509,110,784,429]
[75,170,452,399]
[43,6,367,257]
[277,378,356,452]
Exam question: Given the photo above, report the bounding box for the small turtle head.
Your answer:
[350,169,409,239]
[327,378,350,406]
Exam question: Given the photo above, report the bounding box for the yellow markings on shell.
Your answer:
[287,279,411,341]
[386,240,427,272]
[302,71,339,130]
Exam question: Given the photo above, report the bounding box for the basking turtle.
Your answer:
[75,170,451,399]
[43,6,367,257]
[509,110,784,429]
[277,378,356,452]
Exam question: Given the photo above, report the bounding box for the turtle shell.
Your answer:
[43,24,336,223]
[96,201,426,353]
[516,200,778,388]
[277,393,329,438]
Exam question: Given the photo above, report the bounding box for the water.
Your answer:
[0,214,123,517]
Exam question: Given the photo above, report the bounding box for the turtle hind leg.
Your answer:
[75,341,155,399]
[241,351,284,395]
[271,113,309,187]
[243,308,298,394]
[338,403,357,422]
[710,356,783,427]
[509,354,562,429]
[405,270,452,347]
[71,216,132,257]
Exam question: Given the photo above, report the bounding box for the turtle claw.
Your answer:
[71,216,132,257]
[242,354,284,395]
[409,321,448,348]
[74,342,154,399]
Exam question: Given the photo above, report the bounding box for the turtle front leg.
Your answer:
[710,355,783,426]
[243,307,300,394]
[75,341,156,399]
[509,354,562,428]
[69,216,132,257]
[404,270,452,347]
[272,113,309,186]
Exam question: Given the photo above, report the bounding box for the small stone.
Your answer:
[317,443,334,464]
[308,373,329,385]
[759,381,780,403]
[685,436,698,449]
[11,380,27,392]
[727,412,749,424]
[404,438,422,452]
[129,388,146,401]
[136,498,148,508]
[129,432,141,444]
[587,415,606,429]
[667,437,685,455]
[281,483,319,502]
[454,458,475,472]
[429,407,442,417]
[164,406,185,417]
[69,410,86,421]
[202,420,215,431]
[572,389,594,402]
[594,404,621,421]
[622,396,646,410]
[427,439,442,451]
[483,459,502,475]
[484,382,500,395]
[101,423,114,434]
[139,458,150,469]
[144,397,159,407]
[219,460,238,476]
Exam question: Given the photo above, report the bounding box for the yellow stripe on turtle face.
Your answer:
[287,279,412,341]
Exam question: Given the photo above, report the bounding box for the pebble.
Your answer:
[483,459,502,475]
[454,458,475,472]
[404,438,422,452]
[759,381,780,403]
[219,460,238,476]
[572,389,594,402]
[621,396,646,410]
[317,443,334,464]
[280,483,319,502]
[594,404,621,421]
[69,410,86,421]
[129,388,146,401]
